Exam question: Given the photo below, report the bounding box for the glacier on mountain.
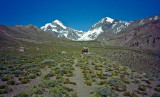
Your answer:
[78,27,103,40]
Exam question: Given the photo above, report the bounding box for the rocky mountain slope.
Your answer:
[104,15,160,51]
[0,24,62,47]
[41,15,160,43]
[79,17,132,40]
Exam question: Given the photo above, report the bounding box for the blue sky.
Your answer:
[0,0,160,31]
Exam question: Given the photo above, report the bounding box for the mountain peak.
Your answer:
[52,19,67,29]
[41,19,85,40]
[98,17,114,24]
[53,19,61,23]
[105,17,114,23]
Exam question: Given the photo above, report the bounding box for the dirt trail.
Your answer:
[65,59,96,97]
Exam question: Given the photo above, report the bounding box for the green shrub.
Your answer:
[56,74,63,79]
[35,72,41,76]
[131,92,139,97]
[28,68,40,73]
[138,86,146,91]
[151,93,160,97]
[21,78,30,84]
[123,91,131,96]
[7,80,15,85]
[154,87,160,92]
[55,69,67,76]
[31,85,44,95]
[107,78,126,91]
[43,75,49,80]
[13,92,29,97]
[146,80,152,84]
[42,79,61,88]
[0,85,8,89]
[65,73,73,77]
[62,86,73,92]
[71,92,78,97]
[31,94,44,97]
[59,69,68,74]
[92,78,96,82]
[82,70,92,74]
[13,70,25,77]
[95,65,102,70]
[91,85,117,97]
[97,81,107,85]
[0,90,8,94]
[49,87,64,97]
[157,84,160,87]
[138,82,148,87]
[61,62,71,67]
[132,69,137,72]
[64,78,76,85]
[120,74,126,80]
[83,74,91,80]
[123,80,130,84]
[28,74,36,79]
[43,71,54,80]
[41,59,57,66]
[69,81,76,85]
[0,85,9,90]
[84,80,92,86]
[91,92,102,97]
[91,61,95,65]
[133,79,141,84]
[1,75,10,81]
[96,71,107,79]
[103,72,112,77]
[91,74,97,78]
[0,85,12,94]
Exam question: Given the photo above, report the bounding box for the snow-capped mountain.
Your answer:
[41,18,132,41]
[78,17,132,41]
[41,15,160,41]
[41,20,85,40]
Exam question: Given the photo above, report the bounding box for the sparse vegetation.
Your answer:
[0,85,12,94]
[123,91,131,96]
[84,80,92,86]
[31,85,44,95]
[0,39,160,97]
[107,78,127,91]
[64,78,76,85]
[13,92,29,97]
[156,84,160,87]
[91,85,118,97]
[151,93,160,97]
[20,77,30,84]
[131,92,139,97]
[154,87,160,92]
[138,86,146,91]
[7,80,15,85]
